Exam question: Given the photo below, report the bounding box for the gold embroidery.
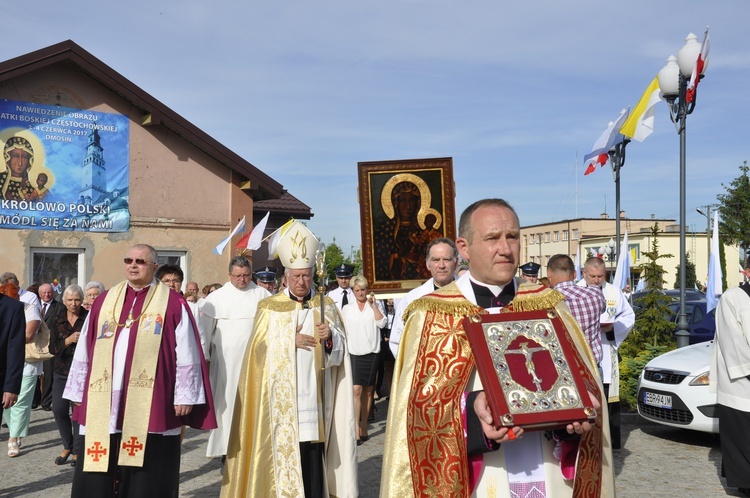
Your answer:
[289,230,310,264]
[267,304,304,495]
[503,284,565,312]
[407,311,473,497]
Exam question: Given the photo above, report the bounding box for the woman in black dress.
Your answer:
[48,284,87,466]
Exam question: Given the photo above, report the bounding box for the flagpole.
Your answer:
[573,151,578,219]
[608,139,630,283]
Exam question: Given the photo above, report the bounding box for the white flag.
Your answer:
[234,212,270,251]
[706,211,722,313]
[612,231,630,292]
[583,108,629,162]
[213,216,246,255]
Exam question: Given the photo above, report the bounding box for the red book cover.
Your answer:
[463,309,597,431]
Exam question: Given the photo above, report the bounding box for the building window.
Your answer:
[157,250,186,268]
[31,248,85,297]
[546,255,551,265]
[553,231,559,242]
[562,230,568,241]
[572,229,579,240]
[545,232,550,243]
[156,250,188,288]
[530,234,535,244]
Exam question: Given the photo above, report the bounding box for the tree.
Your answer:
[320,239,362,285]
[717,160,750,258]
[673,253,696,290]
[350,248,362,274]
[621,224,675,358]
[620,224,676,409]
[322,240,346,283]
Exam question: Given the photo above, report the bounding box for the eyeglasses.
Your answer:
[288,273,312,282]
[124,258,155,266]
[230,273,252,280]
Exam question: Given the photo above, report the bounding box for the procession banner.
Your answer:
[0,99,130,232]
[357,157,456,293]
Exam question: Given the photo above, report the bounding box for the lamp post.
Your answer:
[657,32,708,348]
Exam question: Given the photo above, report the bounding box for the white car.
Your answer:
[636,341,719,433]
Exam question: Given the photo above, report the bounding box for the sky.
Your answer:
[3,1,748,257]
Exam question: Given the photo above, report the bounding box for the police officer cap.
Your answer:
[335,263,355,278]
[255,266,277,283]
[520,262,541,276]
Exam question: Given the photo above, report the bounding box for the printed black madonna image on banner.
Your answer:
[0,99,130,232]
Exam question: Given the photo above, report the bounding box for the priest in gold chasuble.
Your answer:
[63,244,216,498]
[222,220,358,498]
[380,199,614,498]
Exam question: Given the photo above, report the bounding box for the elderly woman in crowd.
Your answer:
[48,284,87,466]
[340,275,386,445]
[82,281,104,311]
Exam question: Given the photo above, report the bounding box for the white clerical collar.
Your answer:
[285,288,316,300]
[468,274,511,296]
[128,278,157,292]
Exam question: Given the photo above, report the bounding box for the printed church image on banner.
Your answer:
[72,128,129,231]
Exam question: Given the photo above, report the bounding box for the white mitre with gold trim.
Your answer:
[270,219,319,269]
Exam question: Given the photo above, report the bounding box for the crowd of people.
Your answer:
[1,197,749,497]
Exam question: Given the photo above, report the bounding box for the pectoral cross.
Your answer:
[505,342,546,392]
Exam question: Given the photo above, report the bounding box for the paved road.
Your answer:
[0,401,743,497]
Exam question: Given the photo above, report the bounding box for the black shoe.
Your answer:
[31,404,40,410]
[356,440,363,446]
[55,452,71,465]
[70,458,77,468]
[41,405,52,412]
[360,435,370,442]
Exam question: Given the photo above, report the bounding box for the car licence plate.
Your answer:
[643,391,672,409]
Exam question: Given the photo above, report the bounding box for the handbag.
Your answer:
[25,320,54,362]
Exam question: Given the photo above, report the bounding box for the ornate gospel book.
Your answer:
[463,309,597,431]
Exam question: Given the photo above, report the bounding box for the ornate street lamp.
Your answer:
[607,237,616,277]
[657,32,708,348]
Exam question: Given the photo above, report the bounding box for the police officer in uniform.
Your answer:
[519,262,541,284]
[254,266,278,294]
[329,264,355,310]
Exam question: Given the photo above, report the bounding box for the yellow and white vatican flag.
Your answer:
[620,77,662,142]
